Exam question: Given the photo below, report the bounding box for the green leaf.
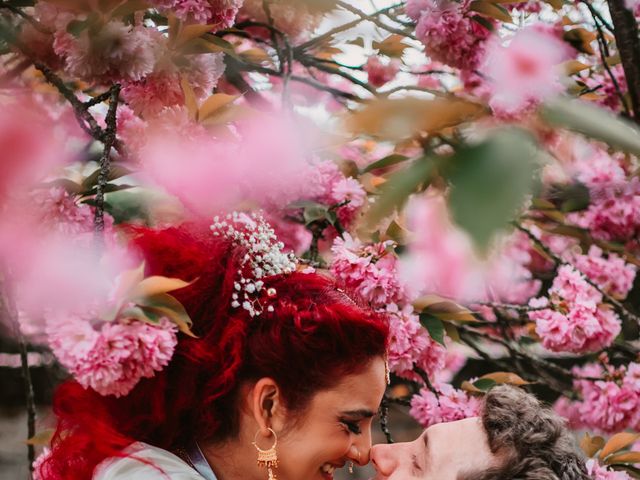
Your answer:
[419,313,446,346]
[136,293,197,337]
[66,19,88,37]
[447,128,538,251]
[361,154,410,174]
[541,98,640,157]
[81,165,134,189]
[303,204,330,225]
[363,156,434,229]
[472,378,497,391]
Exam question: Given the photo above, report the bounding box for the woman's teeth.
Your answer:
[321,464,336,475]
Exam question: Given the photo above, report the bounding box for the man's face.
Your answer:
[370,417,498,480]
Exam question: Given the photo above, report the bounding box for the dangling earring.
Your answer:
[253,428,278,480]
[349,462,354,474]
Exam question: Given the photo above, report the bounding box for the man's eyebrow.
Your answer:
[339,409,375,418]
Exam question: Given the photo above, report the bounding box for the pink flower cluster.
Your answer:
[583,64,628,112]
[586,459,632,480]
[386,304,445,379]
[364,57,400,88]
[150,0,242,27]
[410,382,481,428]
[407,0,493,70]
[53,21,160,83]
[528,265,621,353]
[48,317,177,397]
[121,53,225,117]
[565,147,640,248]
[331,234,408,309]
[571,246,636,300]
[557,362,640,434]
[569,177,640,248]
[301,160,366,227]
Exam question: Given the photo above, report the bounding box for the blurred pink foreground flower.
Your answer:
[141,114,312,216]
[482,26,569,115]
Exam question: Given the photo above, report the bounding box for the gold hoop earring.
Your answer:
[253,428,278,480]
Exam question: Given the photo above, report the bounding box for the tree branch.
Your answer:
[607,0,640,123]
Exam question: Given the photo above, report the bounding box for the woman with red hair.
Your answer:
[38,213,390,480]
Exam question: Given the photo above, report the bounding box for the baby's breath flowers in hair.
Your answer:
[210,211,297,317]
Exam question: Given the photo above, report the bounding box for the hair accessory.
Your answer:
[253,428,279,480]
[210,212,297,317]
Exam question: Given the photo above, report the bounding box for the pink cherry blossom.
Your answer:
[408,0,493,70]
[48,317,177,397]
[151,0,242,28]
[121,53,225,118]
[53,21,161,83]
[364,57,400,88]
[385,304,445,380]
[482,26,569,115]
[528,265,621,353]
[330,234,409,309]
[582,64,628,112]
[571,246,636,299]
[586,459,632,480]
[410,383,481,428]
[570,363,640,433]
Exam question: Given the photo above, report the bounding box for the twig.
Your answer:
[588,5,631,117]
[0,269,36,474]
[94,85,120,241]
[379,396,394,443]
[335,1,417,40]
[295,3,404,53]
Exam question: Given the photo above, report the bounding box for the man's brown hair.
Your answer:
[461,385,590,480]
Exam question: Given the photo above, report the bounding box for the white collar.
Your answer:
[187,442,218,480]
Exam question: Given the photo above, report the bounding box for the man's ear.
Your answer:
[251,377,284,438]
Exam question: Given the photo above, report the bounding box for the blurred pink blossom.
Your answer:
[140,114,311,216]
[364,57,400,88]
[48,316,177,397]
[583,64,628,112]
[410,382,481,428]
[482,26,569,115]
[400,194,483,301]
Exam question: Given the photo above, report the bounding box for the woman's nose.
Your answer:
[370,443,398,475]
[350,426,374,465]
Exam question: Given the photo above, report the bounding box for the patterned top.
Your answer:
[94,442,218,480]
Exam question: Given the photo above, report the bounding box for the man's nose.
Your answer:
[370,443,398,475]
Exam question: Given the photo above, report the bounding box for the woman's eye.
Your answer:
[342,420,362,435]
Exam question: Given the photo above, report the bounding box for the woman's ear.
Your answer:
[251,378,284,437]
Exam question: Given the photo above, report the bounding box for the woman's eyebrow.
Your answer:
[339,409,375,418]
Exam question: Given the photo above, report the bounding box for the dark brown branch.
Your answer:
[94,85,120,240]
[0,269,36,473]
[607,0,640,123]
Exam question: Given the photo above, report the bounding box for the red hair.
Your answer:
[40,223,389,479]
